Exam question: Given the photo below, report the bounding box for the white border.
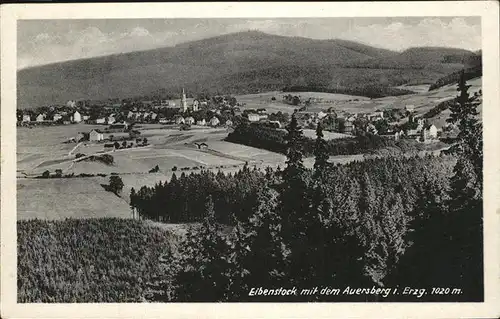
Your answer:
[1,2,499,318]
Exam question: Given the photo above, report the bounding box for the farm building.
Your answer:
[192,100,200,111]
[248,114,260,122]
[185,117,195,125]
[197,118,206,126]
[89,129,104,141]
[53,114,63,122]
[96,118,106,124]
[108,114,116,124]
[209,117,220,127]
[151,113,158,121]
[72,111,82,123]
[22,114,31,122]
[424,124,438,139]
[317,111,328,119]
[36,114,45,122]
[175,116,185,124]
[344,120,354,134]
[159,118,169,124]
[225,119,233,127]
[405,105,415,112]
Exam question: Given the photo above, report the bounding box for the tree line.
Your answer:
[225,122,421,157]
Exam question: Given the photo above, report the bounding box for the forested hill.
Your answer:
[18,31,479,108]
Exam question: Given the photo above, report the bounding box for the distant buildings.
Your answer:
[36,114,45,122]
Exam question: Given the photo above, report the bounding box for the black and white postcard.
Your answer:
[1,2,499,318]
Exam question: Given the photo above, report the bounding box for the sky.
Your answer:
[17,17,481,69]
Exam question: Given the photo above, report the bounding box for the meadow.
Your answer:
[17,178,131,220]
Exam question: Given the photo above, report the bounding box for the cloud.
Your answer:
[338,18,481,51]
[18,26,180,68]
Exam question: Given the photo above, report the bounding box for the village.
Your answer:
[17,87,444,149]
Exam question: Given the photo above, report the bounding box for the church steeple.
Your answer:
[181,88,187,112]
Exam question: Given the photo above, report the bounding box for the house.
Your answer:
[72,111,82,123]
[185,117,195,125]
[405,105,415,112]
[174,116,185,125]
[127,111,136,119]
[159,118,169,124]
[107,114,116,124]
[425,124,438,139]
[53,113,62,122]
[96,118,106,124]
[366,123,378,135]
[317,111,328,120]
[225,119,233,127]
[151,113,158,121]
[344,120,354,134]
[89,129,104,141]
[192,100,200,112]
[22,114,31,122]
[407,129,419,136]
[36,114,45,122]
[83,115,90,121]
[209,116,220,127]
[248,114,260,122]
[200,101,208,107]
[196,118,206,126]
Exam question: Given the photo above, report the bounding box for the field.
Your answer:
[17,178,131,220]
[233,77,482,117]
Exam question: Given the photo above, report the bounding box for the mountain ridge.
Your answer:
[17,31,479,108]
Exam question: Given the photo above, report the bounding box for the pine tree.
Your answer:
[172,195,232,301]
[129,187,136,219]
[277,113,312,286]
[313,122,329,173]
[227,186,287,301]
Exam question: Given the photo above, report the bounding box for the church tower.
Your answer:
[181,88,188,112]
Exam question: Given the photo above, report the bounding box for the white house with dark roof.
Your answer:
[89,129,104,141]
[209,116,220,127]
[72,111,82,123]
